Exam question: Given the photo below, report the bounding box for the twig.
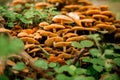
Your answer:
[19,51,50,79]
[71,48,86,65]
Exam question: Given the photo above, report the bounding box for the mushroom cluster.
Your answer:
[9,0,120,62]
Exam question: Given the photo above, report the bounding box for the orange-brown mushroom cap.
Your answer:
[44,24,65,33]
[66,36,87,42]
[45,36,63,46]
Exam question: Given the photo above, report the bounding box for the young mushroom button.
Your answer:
[52,15,74,25]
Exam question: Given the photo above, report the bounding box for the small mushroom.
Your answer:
[28,48,40,54]
[39,22,49,28]
[11,0,26,6]
[17,31,33,38]
[80,19,95,27]
[20,37,39,44]
[63,33,78,40]
[62,5,81,12]
[100,5,109,11]
[78,0,92,6]
[93,14,108,22]
[35,2,51,9]
[44,24,65,33]
[58,52,73,59]
[52,15,74,25]
[54,42,71,52]
[66,36,87,42]
[56,29,70,37]
[70,26,85,34]
[45,36,63,46]
[37,30,58,38]
[86,9,101,16]
[95,23,116,33]
[33,32,42,40]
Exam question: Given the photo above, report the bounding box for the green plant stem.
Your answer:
[37,45,50,58]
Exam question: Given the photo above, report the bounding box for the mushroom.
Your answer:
[28,48,40,54]
[11,0,26,6]
[78,0,92,6]
[67,12,82,26]
[39,22,49,28]
[47,0,63,4]
[93,14,108,22]
[95,23,116,33]
[44,36,63,46]
[54,42,71,52]
[63,33,78,40]
[100,5,109,11]
[33,32,42,40]
[37,30,58,39]
[17,31,33,38]
[57,52,73,59]
[80,19,95,27]
[35,2,51,9]
[66,36,87,42]
[62,5,81,12]
[69,26,85,34]
[56,29,70,37]
[43,24,65,33]
[100,11,115,21]
[52,15,74,25]
[86,9,101,16]
[20,37,39,44]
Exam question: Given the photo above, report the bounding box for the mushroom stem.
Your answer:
[53,28,56,33]
[63,46,66,52]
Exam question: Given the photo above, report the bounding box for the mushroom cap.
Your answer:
[28,48,40,53]
[63,5,81,10]
[63,33,78,39]
[58,52,73,59]
[80,19,95,23]
[52,15,74,24]
[35,2,51,9]
[70,26,85,32]
[39,22,49,27]
[47,0,63,4]
[17,31,33,38]
[45,37,63,46]
[54,42,71,48]
[100,11,114,17]
[37,30,58,37]
[66,36,87,42]
[44,24,65,31]
[100,5,109,11]
[86,10,101,15]
[20,37,39,44]
[95,23,116,33]
[57,29,70,36]
[11,0,26,6]
[24,44,36,49]
[33,32,42,40]
[93,14,108,21]
[78,0,92,5]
